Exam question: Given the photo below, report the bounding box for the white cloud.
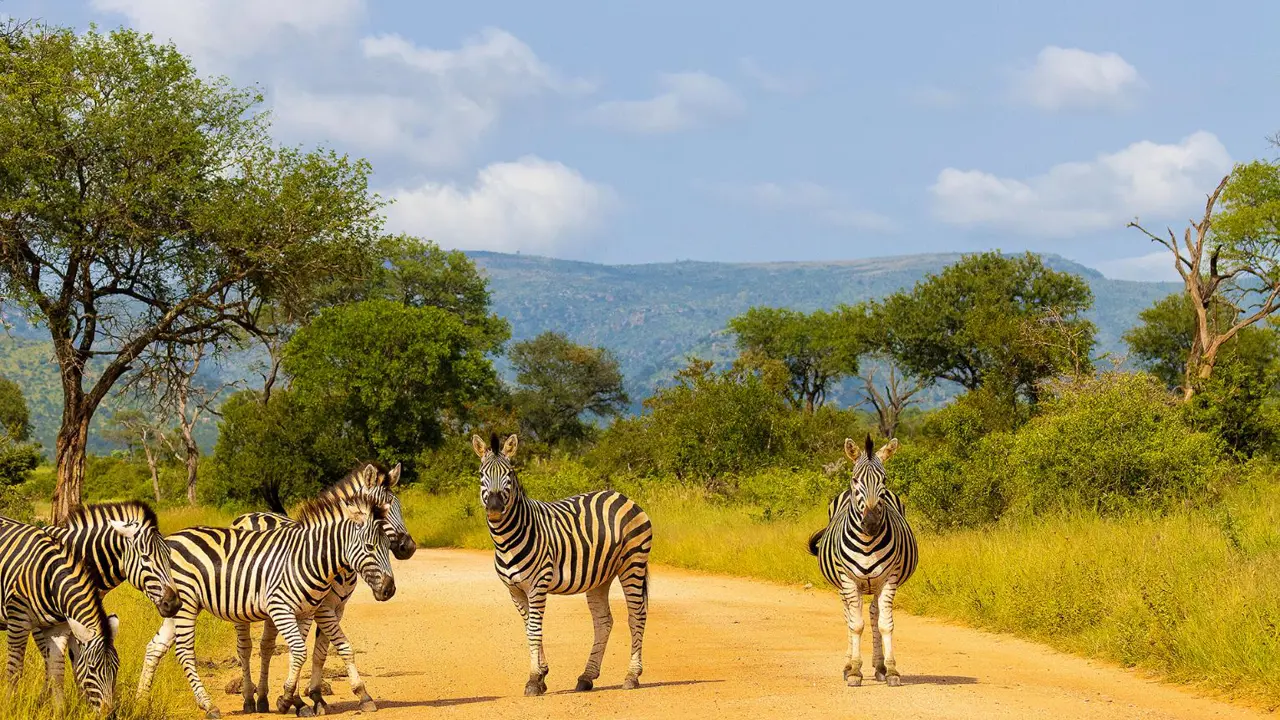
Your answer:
[1091,251,1182,282]
[273,28,590,169]
[707,181,896,233]
[738,58,812,95]
[382,156,617,253]
[90,0,361,64]
[930,131,1232,237]
[1012,46,1143,111]
[588,72,744,134]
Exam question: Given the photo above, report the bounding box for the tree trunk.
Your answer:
[142,443,162,504]
[181,423,199,505]
[51,408,91,524]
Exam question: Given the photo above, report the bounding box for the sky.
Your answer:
[6,0,1280,281]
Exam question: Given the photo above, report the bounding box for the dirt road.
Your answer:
[227,549,1265,720]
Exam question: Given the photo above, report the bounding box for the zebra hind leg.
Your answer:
[620,559,649,689]
[255,620,277,713]
[234,622,256,713]
[576,583,613,691]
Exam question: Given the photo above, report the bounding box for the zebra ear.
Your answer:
[876,438,900,463]
[107,519,141,540]
[66,618,94,645]
[470,434,488,458]
[502,434,518,459]
[843,438,860,463]
[386,463,402,488]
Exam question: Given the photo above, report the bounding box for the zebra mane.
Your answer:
[61,500,159,530]
[489,432,501,455]
[332,461,390,492]
[291,485,376,527]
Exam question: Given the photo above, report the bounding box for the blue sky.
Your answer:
[7,0,1280,280]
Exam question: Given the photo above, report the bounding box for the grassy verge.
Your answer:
[399,479,1280,709]
[0,504,238,720]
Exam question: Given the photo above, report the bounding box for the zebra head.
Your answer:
[353,462,417,560]
[58,502,181,618]
[471,433,518,522]
[844,435,900,536]
[338,497,397,602]
[66,613,120,714]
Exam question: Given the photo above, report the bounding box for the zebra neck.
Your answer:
[298,521,355,578]
[62,527,124,591]
[488,492,539,549]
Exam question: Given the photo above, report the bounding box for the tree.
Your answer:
[282,299,500,479]
[728,307,853,413]
[0,377,41,520]
[875,251,1095,404]
[839,304,932,439]
[102,409,170,503]
[0,376,30,441]
[1128,154,1280,399]
[508,331,629,445]
[0,26,384,521]
[208,389,329,512]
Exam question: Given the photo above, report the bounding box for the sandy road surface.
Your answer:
[214,549,1267,720]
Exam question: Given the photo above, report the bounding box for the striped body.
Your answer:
[807,436,917,687]
[473,433,652,695]
[136,491,394,719]
[224,462,413,714]
[0,516,119,712]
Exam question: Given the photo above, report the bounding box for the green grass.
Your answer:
[0,505,239,719]
[400,478,1280,710]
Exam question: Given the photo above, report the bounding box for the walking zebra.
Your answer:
[471,433,652,696]
[0,515,120,712]
[136,489,396,719]
[807,436,917,687]
[40,500,180,617]
[224,462,414,714]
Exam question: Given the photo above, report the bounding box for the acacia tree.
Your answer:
[509,331,629,445]
[1128,155,1280,399]
[0,26,383,521]
[728,307,852,413]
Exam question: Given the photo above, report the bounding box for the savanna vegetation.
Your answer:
[7,11,1280,717]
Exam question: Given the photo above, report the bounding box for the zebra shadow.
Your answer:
[329,696,501,711]
[550,679,724,694]
[902,675,978,685]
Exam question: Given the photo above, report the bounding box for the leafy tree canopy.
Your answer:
[509,331,629,446]
[728,307,857,413]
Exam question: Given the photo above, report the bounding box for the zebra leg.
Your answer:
[255,620,277,713]
[306,604,337,715]
[839,579,865,687]
[235,622,256,713]
[34,626,69,709]
[136,617,176,699]
[270,609,314,716]
[869,592,886,681]
[522,586,550,696]
[576,583,613,691]
[4,616,28,685]
[621,561,649,689]
[172,612,222,719]
[313,604,376,713]
[877,582,902,686]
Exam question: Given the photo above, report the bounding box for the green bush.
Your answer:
[82,454,186,504]
[736,467,844,521]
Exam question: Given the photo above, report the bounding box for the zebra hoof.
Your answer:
[360,699,378,712]
[524,680,546,697]
[256,696,270,713]
[296,707,315,718]
[575,676,594,691]
[875,667,887,682]
[886,673,902,687]
[623,676,640,690]
[205,710,222,720]
[277,696,293,714]
[243,699,256,714]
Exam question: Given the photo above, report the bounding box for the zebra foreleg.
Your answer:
[255,620,277,713]
[522,585,550,696]
[306,604,338,715]
[313,604,376,713]
[270,610,314,716]
[576,583,613,691]
[839,580,865,687]
[869,592,885,681]
[876,582,902,686]
[33,625,69,709]
[621,562,649,689]
[136,617,175,699]
[172,612,222,719]
[234,622,256,713]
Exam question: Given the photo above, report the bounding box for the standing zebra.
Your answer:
[807,436,917,687]
[137,490,395,719]
[225,462,415,714]
[471,433,652,696]
[0,514,120,713]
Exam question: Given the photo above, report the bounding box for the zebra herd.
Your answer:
[0,432,916,717]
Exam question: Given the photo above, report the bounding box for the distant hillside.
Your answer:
[468,250,1180,403]
[0,251,1180,452]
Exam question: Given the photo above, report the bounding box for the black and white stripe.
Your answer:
[807,435,918,687]
[226,462,413,714]
[136,489,396,719]
[0,515,120,712]
[472,433,653,696]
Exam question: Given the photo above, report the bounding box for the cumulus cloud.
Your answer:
[589,72,745,134]
[273,28,591,169]
[930,131,1231,237]
[90,0,361,65]
[707,181,896,233]
[1012,46,1143,111]
[382,156,617,254]
[1091,251,1182,282]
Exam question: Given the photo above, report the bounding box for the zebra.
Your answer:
[136,489,396,719]
[0,514,120,713]
[471,433,653,696]
[224,462,414,714]
[806,435,918,688]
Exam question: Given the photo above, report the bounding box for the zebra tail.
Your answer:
[805,527,825,556]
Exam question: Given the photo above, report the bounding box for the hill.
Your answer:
[0,251,1180,452]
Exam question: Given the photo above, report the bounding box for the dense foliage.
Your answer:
[508,331,629,446]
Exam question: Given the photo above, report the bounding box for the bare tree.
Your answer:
[102,409,170,503]
[855,357,930,439]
